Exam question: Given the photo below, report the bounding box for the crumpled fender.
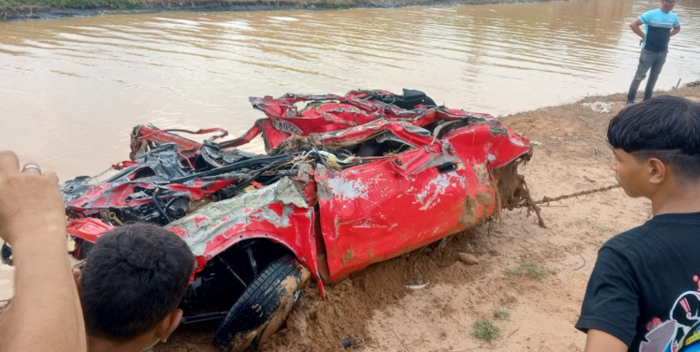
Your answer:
[164,177,323,287]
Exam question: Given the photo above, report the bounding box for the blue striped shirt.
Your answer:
[640,9,680,52]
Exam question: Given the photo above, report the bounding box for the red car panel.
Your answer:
[38,89,531,321]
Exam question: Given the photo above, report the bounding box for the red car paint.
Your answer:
[62,89,530,297]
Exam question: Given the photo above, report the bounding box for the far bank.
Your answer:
[0,0,576,21]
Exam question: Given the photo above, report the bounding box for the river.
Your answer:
[0,0,699,180]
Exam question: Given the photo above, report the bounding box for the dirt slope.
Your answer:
[156,85,700,352]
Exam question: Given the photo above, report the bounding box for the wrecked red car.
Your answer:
[2,89,532,352]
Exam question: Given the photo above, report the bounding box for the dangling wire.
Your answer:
[152,188,173,223]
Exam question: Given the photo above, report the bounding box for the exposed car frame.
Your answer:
[2,89,533,352]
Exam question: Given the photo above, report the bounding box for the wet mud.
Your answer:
[161,224,494,352]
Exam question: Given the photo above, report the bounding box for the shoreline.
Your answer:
[152,85,700,352]
[1,0,574,22]
[3,86,699,348]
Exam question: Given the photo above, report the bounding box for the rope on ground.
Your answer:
[390,328,413,352]
[514,184,620,229]
[574,253,587,271]
[533,184,621,205]
[521,182,546,229]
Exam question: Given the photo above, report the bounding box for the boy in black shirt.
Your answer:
[576,95,700,352]
[78,223,195,352]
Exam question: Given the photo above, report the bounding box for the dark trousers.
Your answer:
[627,49,667,103]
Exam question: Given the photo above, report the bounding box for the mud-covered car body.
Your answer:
[14,89,531,350]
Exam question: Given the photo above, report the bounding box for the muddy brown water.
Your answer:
[0,0,699,181]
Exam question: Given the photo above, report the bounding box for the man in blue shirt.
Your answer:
[627,0,681,105]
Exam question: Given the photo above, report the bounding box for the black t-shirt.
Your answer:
[576,212,700,352]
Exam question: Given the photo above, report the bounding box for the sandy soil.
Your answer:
[153,85,700,352]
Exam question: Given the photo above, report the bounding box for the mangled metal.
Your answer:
[12,88,535,352]
[167,177,309,257]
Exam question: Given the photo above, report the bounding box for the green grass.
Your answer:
[316,0,350,9]
[0,0,143,9]
[472,319,500,341]
[494,308,510,320]
[507,261,548,280]
[506,268,521,277]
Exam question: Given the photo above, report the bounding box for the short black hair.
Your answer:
[80,223,194,341]
[608,95,700,181]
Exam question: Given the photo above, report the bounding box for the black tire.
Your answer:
[213,255,308,352]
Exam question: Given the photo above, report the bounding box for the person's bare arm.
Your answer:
[0,151,86,352]
[584,329,628,352]
[630,18,645,43]
[671,25,681,36]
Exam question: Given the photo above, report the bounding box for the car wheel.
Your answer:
[213,255,309,352]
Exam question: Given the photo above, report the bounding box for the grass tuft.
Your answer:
[472,319,500,341]
[507,261,548,280]
[494,308,510,320]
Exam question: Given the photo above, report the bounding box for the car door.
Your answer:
[315,142,494,282]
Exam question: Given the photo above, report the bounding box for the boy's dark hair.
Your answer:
[80,223,194,341]
[607,95,700,181]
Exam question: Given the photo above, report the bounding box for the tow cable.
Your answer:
[516,184,621,229]
[532,184,621,206]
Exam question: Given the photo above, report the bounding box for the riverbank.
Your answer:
[152,85,700,352]
[1,0,573,21]
[1,86,698,348]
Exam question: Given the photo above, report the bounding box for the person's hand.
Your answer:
[0,151,66,247]
[73,268,82,293]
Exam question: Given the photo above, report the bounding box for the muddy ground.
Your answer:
[0,0,574,21]
[151,85,700,352]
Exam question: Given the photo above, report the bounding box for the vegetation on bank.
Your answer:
[506,261,548,280]
[472,319,500,341]
[0,0,142,9]
[0,0,575,21]
[494,308,511,320]
[0,0,361,20]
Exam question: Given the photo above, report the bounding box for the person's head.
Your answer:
[661,0,676,13]
[79,223,194,351]
[607,95,700,199]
